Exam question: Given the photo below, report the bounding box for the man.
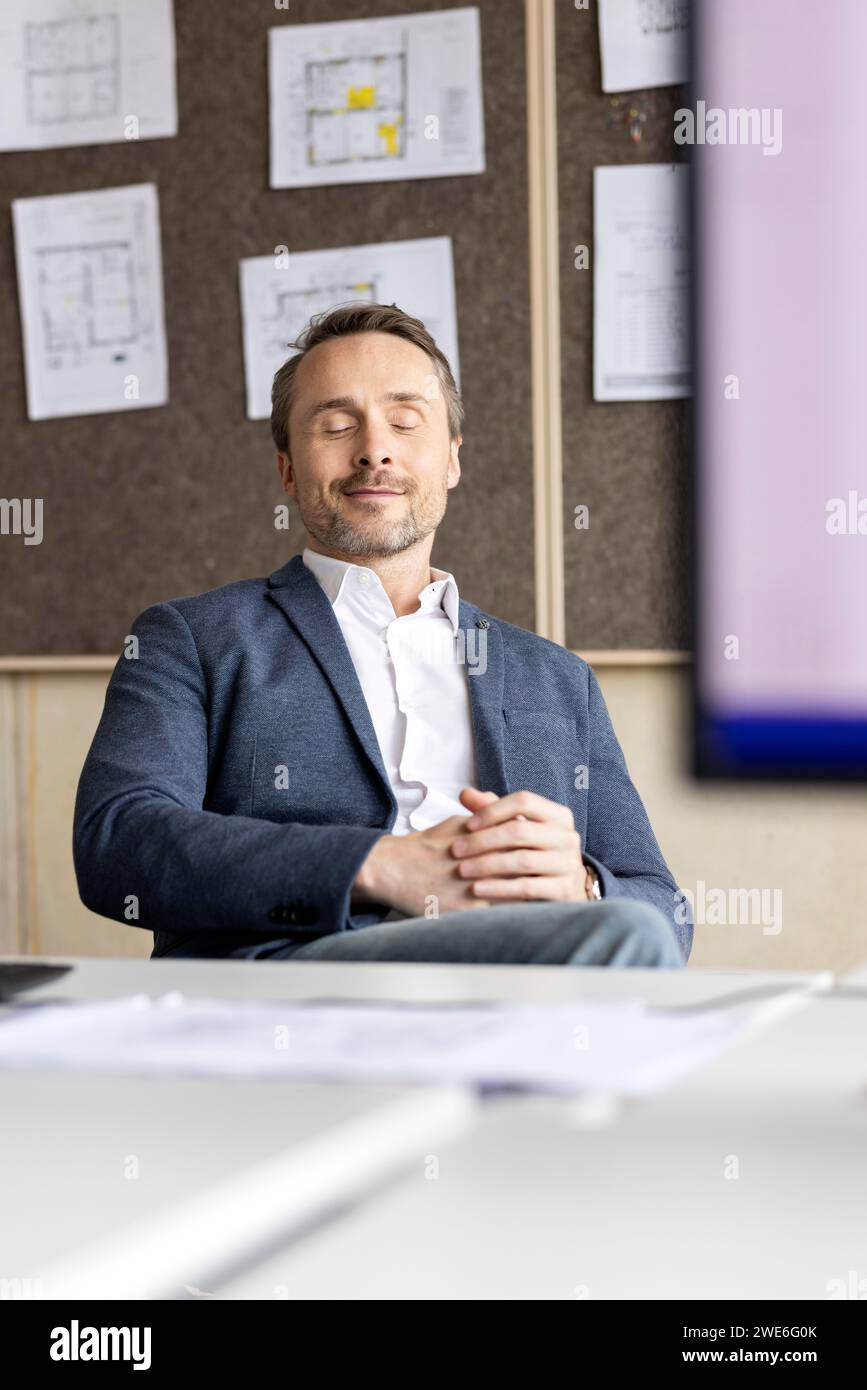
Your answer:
[73,303,692,968]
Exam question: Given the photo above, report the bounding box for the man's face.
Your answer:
[276,331,461,558]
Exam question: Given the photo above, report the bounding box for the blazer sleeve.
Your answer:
[582,665,694,962]
[72,601,387,940]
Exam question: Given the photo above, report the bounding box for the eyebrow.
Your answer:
[302,391,432,424]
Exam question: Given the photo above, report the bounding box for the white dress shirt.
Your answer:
[302,547,478,837]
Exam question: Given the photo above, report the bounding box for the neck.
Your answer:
[306,537,436,617]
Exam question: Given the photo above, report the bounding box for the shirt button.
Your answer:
[358,572,371,586]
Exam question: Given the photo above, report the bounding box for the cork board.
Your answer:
[555,0,690,650]
[0,0,533,656]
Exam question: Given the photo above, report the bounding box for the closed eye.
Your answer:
[323,420,418,435]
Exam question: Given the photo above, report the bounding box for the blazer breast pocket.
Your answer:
[502,706,588,816]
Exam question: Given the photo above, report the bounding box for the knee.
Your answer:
[582,899,685,968]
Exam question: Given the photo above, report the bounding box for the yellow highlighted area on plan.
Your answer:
[347,86,375,109]
[377,121,400,156]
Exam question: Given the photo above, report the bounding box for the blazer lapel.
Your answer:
[458,597,509,797]
[266,555,396,813]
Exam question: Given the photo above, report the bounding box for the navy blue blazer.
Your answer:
[73,554,693,961]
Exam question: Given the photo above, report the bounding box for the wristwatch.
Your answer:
[584,862,602,901]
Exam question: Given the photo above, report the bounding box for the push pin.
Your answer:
[628,109,647,143]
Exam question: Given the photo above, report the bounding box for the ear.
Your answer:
[276,452,296,495]
[447,435,462,490]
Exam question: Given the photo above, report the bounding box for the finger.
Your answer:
[459,786,499,812]
[451,819,580,858]
[448,885,492,910]
[464,790,574,832]
[469,875,576,901]
[456,849,574,880]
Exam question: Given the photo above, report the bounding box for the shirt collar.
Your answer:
[302,547,460,634]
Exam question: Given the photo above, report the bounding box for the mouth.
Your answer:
[344,489,405,497]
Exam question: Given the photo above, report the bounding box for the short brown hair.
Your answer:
[270,302,464,457]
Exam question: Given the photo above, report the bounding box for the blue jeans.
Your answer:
[226,899,686,968]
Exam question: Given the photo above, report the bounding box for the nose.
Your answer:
[353,438,395,472]
[353,416,394,470]
[355,452,392,467]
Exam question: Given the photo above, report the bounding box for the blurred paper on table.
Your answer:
[594,162,691,402]
[0,0,177,152]
[0,992,780,1098]
[240,235,459,420]
[598,0,690,94]
[268,7,485,189]
[11,182,168,421]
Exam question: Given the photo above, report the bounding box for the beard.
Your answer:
[296,475,449,559]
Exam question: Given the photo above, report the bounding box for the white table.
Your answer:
[0,956,478,1298]
[0,954,844,1299]
[217,986,867,1300]
[2,952,826,1010]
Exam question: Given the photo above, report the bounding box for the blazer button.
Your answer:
[267,903,319,927]
[476,618,490,629]
[268,905,296,923]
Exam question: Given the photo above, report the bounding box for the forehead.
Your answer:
[293,331,437,398]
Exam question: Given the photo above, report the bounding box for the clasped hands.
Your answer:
[353,785,591,918]
[451,785,590,902]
